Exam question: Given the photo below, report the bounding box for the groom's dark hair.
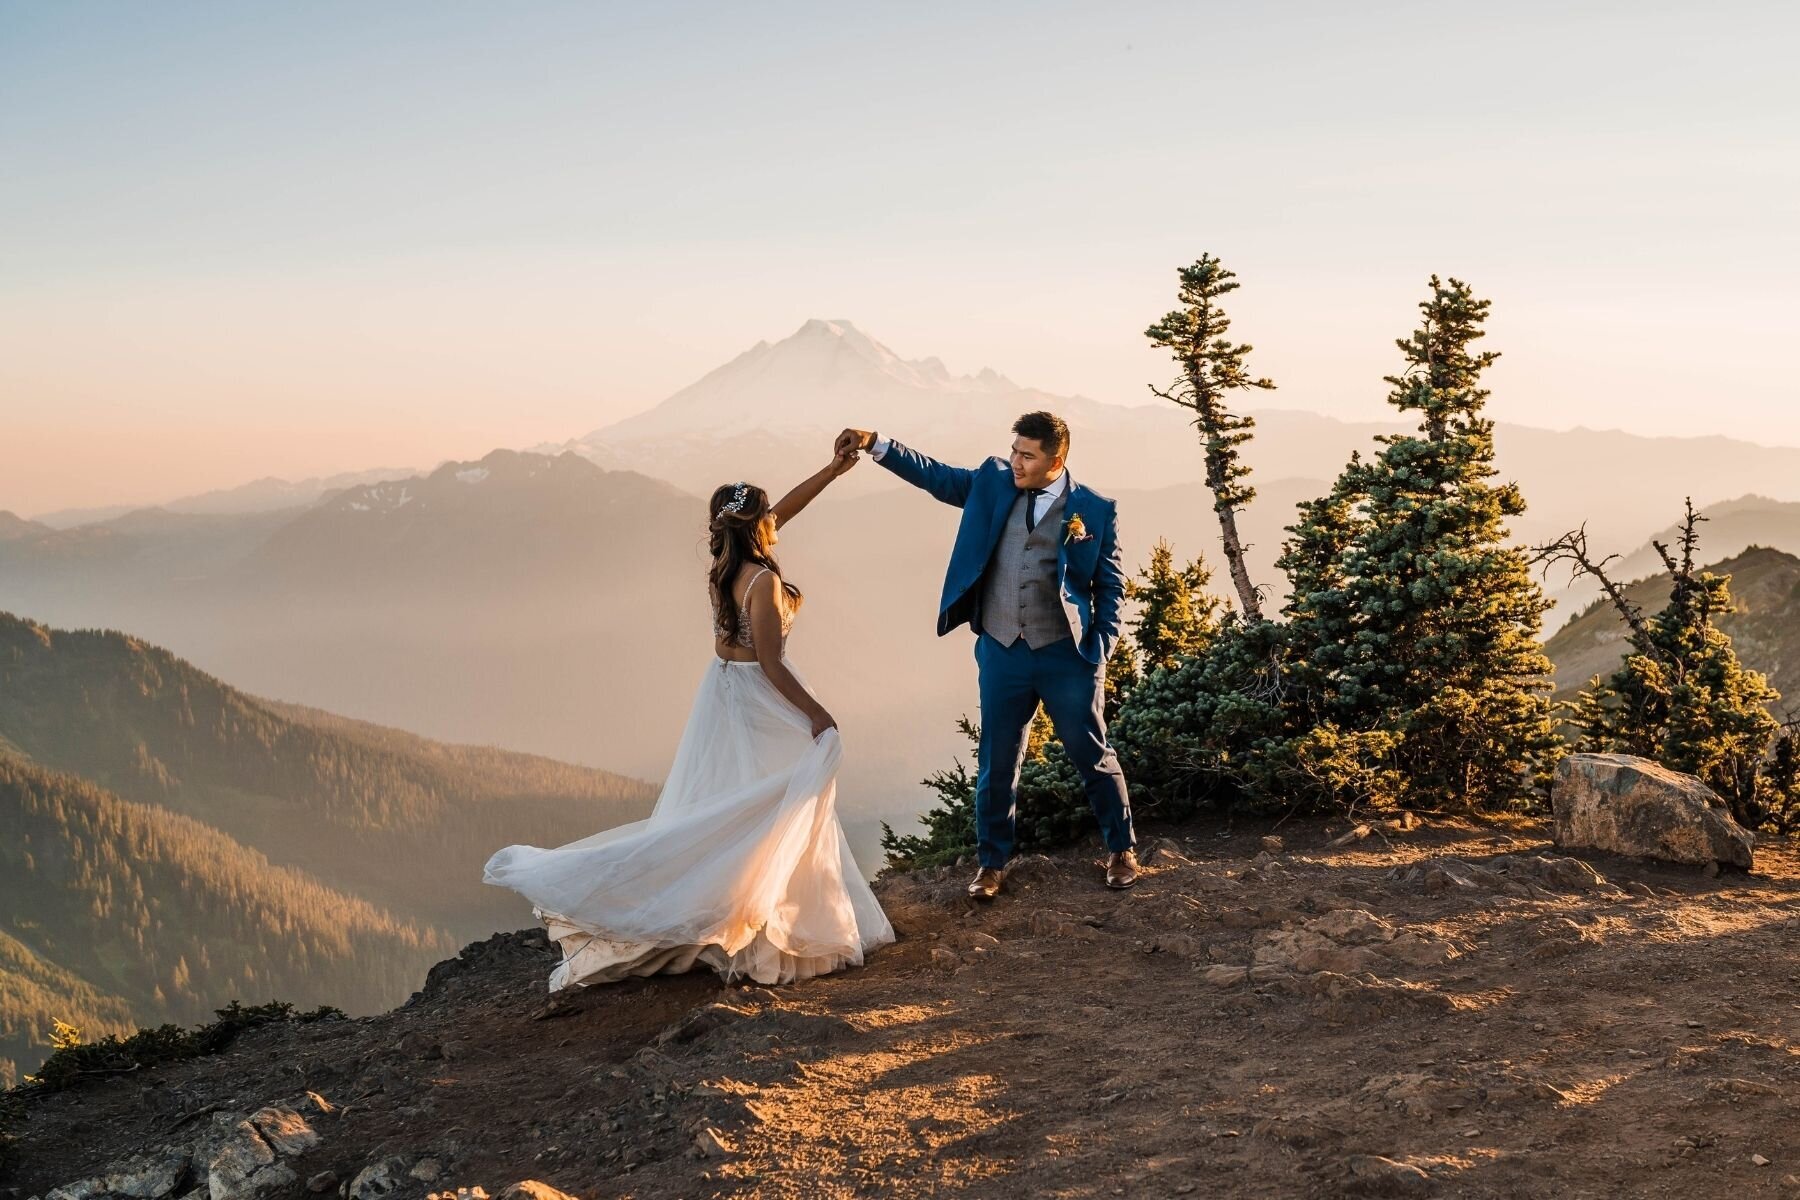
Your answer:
[1013,410,1070,459]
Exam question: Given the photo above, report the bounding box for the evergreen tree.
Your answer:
[1282,276,1558,809]
[1103,639,1141,722]
[1274,476,1365,733]
[1127,539,1222,671]
[1108,613,1293,817]
[1565,675,1618,753]
[1564,501,1780,825]
[877,709,1091,869]
[1761,723,1800,833]
[1145,255,1274,621]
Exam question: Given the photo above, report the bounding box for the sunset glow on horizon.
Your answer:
[3,1,1796,516]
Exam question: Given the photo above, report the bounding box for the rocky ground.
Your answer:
[3,817,1797,1199]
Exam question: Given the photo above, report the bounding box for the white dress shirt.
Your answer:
[869,434,1068,524]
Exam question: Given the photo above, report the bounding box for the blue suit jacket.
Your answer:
[877,437,1126,665]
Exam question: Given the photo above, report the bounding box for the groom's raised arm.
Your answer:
[840,429,978,508]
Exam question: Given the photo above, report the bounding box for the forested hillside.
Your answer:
[0,611,656,938]
[0,754,453,1087]
[0,611,660,1085]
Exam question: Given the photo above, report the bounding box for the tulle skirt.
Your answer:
[482,656,896,989]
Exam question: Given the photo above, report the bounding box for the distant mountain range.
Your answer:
[26,466,424,530]
[531,319,1800,554]
[0,446,961,868]
[28,319,1800,562]
[0,612,655,1085]
[1547,495,1800,597]
[247,448,694,591]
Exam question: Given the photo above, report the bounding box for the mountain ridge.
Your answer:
[0,751,457,1088]
[29,320,1800,536]
[0,608,661,1086]
[1541,544,1800,702]
[0,610,657,932]
[27,466,426,530]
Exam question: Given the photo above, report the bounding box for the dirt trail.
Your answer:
[6,819,1798,1198]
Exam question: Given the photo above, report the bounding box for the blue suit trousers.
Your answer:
[973,631,1135,868]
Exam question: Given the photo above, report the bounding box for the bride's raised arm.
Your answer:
[770,447,858,529]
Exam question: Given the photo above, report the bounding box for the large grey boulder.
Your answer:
[1552,753,1754,869]
[347,1156,412,1199]
[207,1105,321,1200]
[16,1151,190,1200]
[31,1098,330,1200]
[102,1150,191,1199]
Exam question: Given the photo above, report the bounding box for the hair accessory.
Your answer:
[720,482,752,516]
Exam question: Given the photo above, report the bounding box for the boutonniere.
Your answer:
[1063,513,1093,544]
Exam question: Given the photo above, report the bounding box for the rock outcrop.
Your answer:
[29,1097,326,1200]
[1551,752,1755,868]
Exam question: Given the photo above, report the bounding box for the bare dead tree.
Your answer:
[1530,523,1656,652]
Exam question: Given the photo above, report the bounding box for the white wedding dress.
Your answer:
[482,570,895,989]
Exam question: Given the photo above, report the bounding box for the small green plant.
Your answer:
[18,1000,345,1093]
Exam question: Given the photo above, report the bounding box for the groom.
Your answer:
[836,412,1138,898]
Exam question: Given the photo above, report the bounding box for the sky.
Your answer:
[2,0,1797,517]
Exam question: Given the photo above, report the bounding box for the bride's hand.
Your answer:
[828,449,859,478]
[810,710,838,738]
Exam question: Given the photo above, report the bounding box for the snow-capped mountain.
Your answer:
[594,318,1062,440]
[534,317,1194,496]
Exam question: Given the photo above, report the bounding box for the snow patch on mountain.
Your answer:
[336,480,418,515]
[569,318,1052,448]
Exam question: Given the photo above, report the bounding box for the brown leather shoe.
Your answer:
[1105,850,1140,890]
[967,866,1006,901]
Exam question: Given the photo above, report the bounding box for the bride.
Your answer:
[482,448,895,989]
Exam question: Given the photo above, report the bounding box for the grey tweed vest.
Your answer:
[976,486,1071,649]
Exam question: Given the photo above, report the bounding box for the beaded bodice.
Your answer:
[720,567,796,650]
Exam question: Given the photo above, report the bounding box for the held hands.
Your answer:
[834,428,876,457]
[828,446,859,478]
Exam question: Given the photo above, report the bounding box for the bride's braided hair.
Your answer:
[707,482,801,641]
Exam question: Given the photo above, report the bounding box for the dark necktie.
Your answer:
[1025,488,1044,531]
